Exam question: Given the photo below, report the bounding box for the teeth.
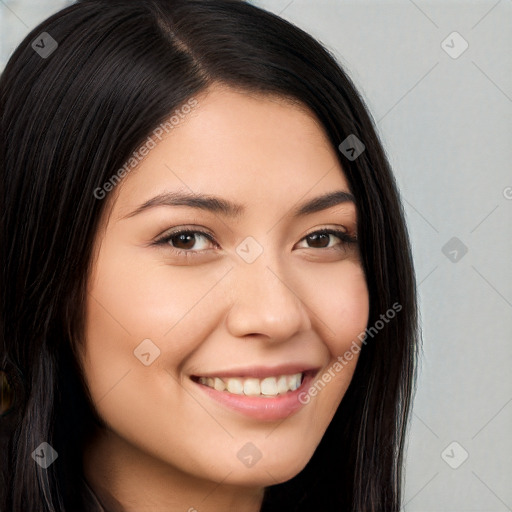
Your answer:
[243,378,260,396]
[277,375,288,394]
[197,373,303,397]
[288,374,301,391]
[260,377,278,395]
[213,377,225,391]
[226,378,243,394]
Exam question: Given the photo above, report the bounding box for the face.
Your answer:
[81,85,369,489]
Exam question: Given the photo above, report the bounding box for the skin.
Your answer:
[81,84,369,512]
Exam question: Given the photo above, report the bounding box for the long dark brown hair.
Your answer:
[0,1,419,510]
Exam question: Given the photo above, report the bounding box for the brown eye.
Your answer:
[156,229,216,253]
[296,229,356,250]
[306,232,331,248]
[169,232,199,250]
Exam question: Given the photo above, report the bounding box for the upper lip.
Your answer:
[191,363,321,379]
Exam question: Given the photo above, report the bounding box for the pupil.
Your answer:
[172,233,195,250]
[308,233,329,248]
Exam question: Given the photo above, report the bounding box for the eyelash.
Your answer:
[153,226,357,259]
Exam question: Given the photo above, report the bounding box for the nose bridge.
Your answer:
[225,251,311,340]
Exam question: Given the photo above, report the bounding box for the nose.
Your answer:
[225,260,312,342]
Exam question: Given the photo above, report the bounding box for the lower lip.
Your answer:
[193,373,315,421]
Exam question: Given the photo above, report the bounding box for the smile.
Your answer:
[196,373,303,397]
[191,368,319,421]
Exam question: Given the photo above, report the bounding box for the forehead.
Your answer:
[112,85,351,220]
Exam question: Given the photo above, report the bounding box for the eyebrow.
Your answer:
[121,189,355,220]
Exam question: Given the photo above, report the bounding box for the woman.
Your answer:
[0,0,419,510]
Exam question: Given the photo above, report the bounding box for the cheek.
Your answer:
[84,240,231,360]
[297,260,368,418]
[308,259,369,355]
[81,240,236,427]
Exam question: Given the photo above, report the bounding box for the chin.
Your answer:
[220,450,313,488]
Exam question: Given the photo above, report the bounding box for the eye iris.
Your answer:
[171,232,196,250]
[307,232,330,248]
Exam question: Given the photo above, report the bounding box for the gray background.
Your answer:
[1,1,511,510]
